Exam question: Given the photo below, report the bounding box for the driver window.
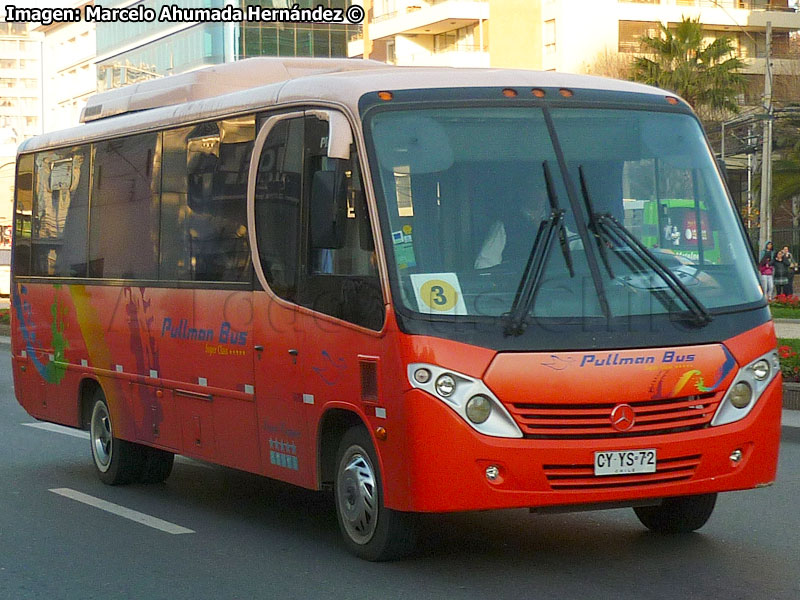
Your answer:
[253,113,383,329]
[299,115,383,330]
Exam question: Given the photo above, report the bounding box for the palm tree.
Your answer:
[630,17,745,117]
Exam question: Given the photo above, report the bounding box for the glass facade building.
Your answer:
[96,0,359,90]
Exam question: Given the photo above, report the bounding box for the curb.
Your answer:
[782,383,800,411]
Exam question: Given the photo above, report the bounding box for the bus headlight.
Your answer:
[413,368,431,384]
[407,363,522,438]
[750,359,770,381]
[435,374,456,397]
[712,350,779,426]
[729,382,752,409]
[466,395,492,424]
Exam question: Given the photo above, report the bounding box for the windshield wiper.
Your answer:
[576,168,712,326]
[578,168,614,279]
[504,161,574,336]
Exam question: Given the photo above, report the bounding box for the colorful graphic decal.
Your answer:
[651,345,737,399]
[13,284,69,384]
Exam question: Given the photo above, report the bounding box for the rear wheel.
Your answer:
[139,447,175,484]
[634,493,717,533]
[89,389,144,485]
[334,427,418,561]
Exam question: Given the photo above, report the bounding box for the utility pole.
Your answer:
[759,21,773,253]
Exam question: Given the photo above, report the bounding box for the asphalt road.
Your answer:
[1,352,798,600]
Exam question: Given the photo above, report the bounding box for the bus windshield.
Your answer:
[367,105,762,322]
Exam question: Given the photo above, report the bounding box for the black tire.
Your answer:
[334,427,419,561]
[139,447,175,484]
[634,493,717,534]
[89,389,145,485]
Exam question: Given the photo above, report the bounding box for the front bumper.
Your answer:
[390,377,781,513]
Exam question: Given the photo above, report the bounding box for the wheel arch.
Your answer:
[78,377,102,430]
[317,407,371,490]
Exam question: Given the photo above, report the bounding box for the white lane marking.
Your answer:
[23,422,88,439]
[21,422,212,469]
[49,488,195,535]
[783,410,800,429]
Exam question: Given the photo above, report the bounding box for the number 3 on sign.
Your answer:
[410,273,468,315]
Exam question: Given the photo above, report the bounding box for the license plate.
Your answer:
[594,449,657,476]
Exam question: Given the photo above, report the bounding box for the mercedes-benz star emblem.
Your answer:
[610,404,636,432]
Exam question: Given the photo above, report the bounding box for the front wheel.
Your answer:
[334,427,418,561]
[634,493,717,533]
[89,389,145,485]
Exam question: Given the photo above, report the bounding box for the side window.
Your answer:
[253,112,383,330]
[89,134,159,278]
[160,117,253,282]
[253,116,304,301]
[300,115,383,330]
[32,146,90,277]
[13,153,33,276]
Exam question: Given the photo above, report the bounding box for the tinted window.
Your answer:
[160,117,253,282]
[89,134,159,279]
[253,113,383,329]
[32,146,90,277]
[253,116,303,301]
[300,116,383,330]
[13,153,33,275]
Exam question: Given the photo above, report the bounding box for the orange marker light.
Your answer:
[378,91,394,101]
[375,427,387,440]
[559,88,574,98]
[502,88,518,98]
[666,96,679,105]
[532,88,546,98]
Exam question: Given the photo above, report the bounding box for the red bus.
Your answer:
[11,58,780,560]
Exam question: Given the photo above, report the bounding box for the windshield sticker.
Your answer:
[392,227,417,269]
[410,273,467,315]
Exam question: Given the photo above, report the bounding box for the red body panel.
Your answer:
[11,280,781,514]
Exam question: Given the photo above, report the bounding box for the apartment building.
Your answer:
[0,20,42,234]
[536,0,800,77]
[352,0,800,81]
[35,2,97,133]
[95,0,358,91]
[349,0,490,66]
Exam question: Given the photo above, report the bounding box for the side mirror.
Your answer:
[308,110,354,160]
[310,169,348,249]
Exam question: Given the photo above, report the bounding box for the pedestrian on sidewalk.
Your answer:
[774,249,792,297]
[759,246,775,301]
[781,245,798,296]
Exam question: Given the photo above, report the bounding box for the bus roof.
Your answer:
[19,57,676,154]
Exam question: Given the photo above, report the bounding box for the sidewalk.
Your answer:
[774,318,800,340]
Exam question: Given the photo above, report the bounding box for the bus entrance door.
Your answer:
[252,293,312,487]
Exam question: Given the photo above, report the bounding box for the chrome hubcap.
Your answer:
[337,448,377,545]
[90,402,113,472]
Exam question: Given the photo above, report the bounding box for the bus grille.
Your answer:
[543,454,701,490]
[505,393,721,439]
